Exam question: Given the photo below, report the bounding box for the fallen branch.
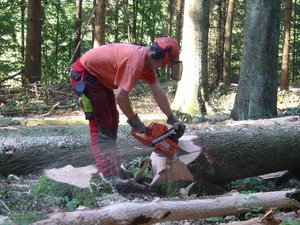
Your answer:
[30,189,296,225]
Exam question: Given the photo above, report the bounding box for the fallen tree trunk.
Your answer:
[30,189,296,225]
[188,117,300,184]
[1,116,299,185]
[0,125,153,176]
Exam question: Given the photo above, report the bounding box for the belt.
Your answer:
[70,70,97,95]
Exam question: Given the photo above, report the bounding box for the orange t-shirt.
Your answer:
[79,43,157,92]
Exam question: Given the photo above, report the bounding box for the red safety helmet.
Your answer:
[155,37,180,66]
[155,37,183,81]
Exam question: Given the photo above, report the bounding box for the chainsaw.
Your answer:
[131,122,189,158]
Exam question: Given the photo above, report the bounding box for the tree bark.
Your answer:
[223,0,235,86]
[189,118,300,184]
[172,0,210,115]
[24,0,42,84]
[93,0,106,47]
[73,0,82,62]
[280,0,292,91]
[214,0,226,86]
[29,189,296,225]
[1,117,299,184]
[175,0,184,47]
[230,0,280,120]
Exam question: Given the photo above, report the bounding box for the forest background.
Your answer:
[0,0,299,120]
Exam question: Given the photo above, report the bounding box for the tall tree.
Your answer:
[54,0,61,78]
[175,0,184,47]
[172,0,210,116]
[132,0,138,43]
[280,0,292,90]
[167,0,174,37]
[231,0,281,120]
[20,0,26,86]
[94,0,106,47]
[24,0,42,84]
[113,0,120,42]
[73,0,82,62]
[223,0,235,86]
[214,0,226,86]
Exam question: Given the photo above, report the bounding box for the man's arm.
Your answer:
[149,83,173,118]
[115,87,146,132]
[115,87,135,119]
[149,83,186,133]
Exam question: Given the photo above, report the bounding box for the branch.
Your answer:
[30,189,296,225]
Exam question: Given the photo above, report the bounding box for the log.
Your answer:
[149,134,201,186]
[0,124,153,176]
[30,189,296,225]
[188,118,300,184]
[1,116,300,185]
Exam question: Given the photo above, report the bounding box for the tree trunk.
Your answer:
[113,0,120,42]
[24,0,42,84]
[223,0,235,86]
[73,0,82,62]
[30,189,296,225]
[167,0,174,37]
[20,0,26,86]
[54,0,61,79]
[172,0,210,115]
[280,0,292,91]
[132,0,137,43]
[214,0,226,86]
[189,118,300,184]
[1,117,299,184]
[93,0,106,47]
[230,0,280,121]
[175,0,184,47]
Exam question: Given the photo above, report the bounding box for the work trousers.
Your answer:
[70,59,120,177]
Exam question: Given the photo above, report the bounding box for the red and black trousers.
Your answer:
[70,58,120,178]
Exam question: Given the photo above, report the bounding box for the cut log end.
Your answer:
[150,135,202,186]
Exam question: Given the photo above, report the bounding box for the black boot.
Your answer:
[118,165,134,179]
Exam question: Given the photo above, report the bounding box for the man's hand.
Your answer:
[167,115,186,134]
[172,121,186,134]
[127,114,147,133]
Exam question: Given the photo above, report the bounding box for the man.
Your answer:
[70,37,185,181]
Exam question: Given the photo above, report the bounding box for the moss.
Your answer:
[152,182,181,197]
[33,173,113,208]
[90,173,113,194]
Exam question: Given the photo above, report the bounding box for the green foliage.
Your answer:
[33,173,109,208]
[41,1,77,84]
[205,217,225,223]
[0,1,24,80]
[153,182,181,197]
[125,156,152,179]
[90,173,113,195]
[106,1,171,44]
[11,212,39,225]
[240,195,264,220]
[280,218,300,225]
[231,177,264,193]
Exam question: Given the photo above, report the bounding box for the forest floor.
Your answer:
[0,82,300,224]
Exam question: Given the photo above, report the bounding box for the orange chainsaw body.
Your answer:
[131,122,179,157]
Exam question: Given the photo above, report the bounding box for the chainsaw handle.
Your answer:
[131,127,154,146]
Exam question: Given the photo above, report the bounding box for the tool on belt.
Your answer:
[70,70,94,119]
[131,122,189,158]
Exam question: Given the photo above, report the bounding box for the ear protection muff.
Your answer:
[150,43,173,60]
[150,43,165,59]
